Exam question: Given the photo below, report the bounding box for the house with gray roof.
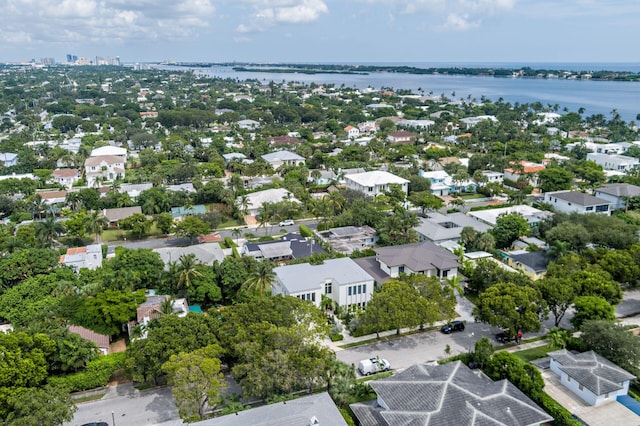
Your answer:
[351,361,552,426]
[242,233,324,261]
[414,212,491,244]
[273,258,375,309]
[191,392,347,426]
[261,150,305,170]
[594,183,640,211]
[102,206,142,226]
[543,190,611,216]
[374,242,461,280]
[506,250,549,281]
[153,243,227,268]
[317,225,378,254]
[548,350,636,406]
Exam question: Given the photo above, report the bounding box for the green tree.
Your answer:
[537,167,574,193]
[408,191,444,215]
[119,213,153,239]
[73,289,146,336]
[536,277,579,327]
[242,261,275,296]
[473,282,546,334]
[175,216,210,243]
[84,210,108,243]
[571,296,616,329]
[472,337,494,369]
[107,248,164,291]
[580,320,640,376]
[162,344,226,422]
[491,213,530,248]
[484,351,544,396]
[154,212,175,235]
[176,254,203,295]
[34,216,65,248]
[5,384,76,426]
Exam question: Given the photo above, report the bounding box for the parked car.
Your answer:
[495,329,517,343]
[279,219,294,226]
[358,357,391,376]
[440,320,465,334]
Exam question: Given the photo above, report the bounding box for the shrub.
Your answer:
[330,334,344,342]
[532,391,583,426]
[299,224,313,238]
[48,352,126,392]
[223,237,236,248]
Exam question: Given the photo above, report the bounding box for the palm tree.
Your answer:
[243,261,275,296]
[29,194,47,219]
[84,210,108,242]
[547,240,570,260]
[35,216,65,248]
[257,203,276,235]
[65,192,83,211]
[231,228,243,246]
[324,191,345,215]
[154,297,176,316]
[176,253,203,293]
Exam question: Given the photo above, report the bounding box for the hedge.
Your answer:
[532,391,583,426]
[299,224,313,238]
[48,352,126,392]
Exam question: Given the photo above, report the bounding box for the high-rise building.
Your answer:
[66,54,78,63]
[40,57,55,65]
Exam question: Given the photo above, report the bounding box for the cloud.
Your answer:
[0,0,216,46]
[440,13,480,31]
[235,0,329,33]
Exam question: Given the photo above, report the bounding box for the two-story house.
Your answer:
[261,150,305,170]
[543,190,611,216]
[345,171,409,197]
[586,152,639,172]
[420,170,477,196]
[594,183,640,211]
[344,125,360,139]
[374,242,460,279]
[273,258,375,309]
[52,168,82,188]
[84,155,125,186]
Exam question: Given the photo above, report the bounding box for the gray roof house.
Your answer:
[102,206,142,226]
[351,361,552,426]
[153,243,227,268]
[242,233,324,261]
[543,190,611,216]
[548,350,636,406]
[414,212,491,244]
[594,183,640,211]
[273,258,375,309]
[374,242,461,280]
[261,150,305,170]
[190,392,347,426]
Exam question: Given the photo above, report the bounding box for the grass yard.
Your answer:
[459,193,485,200]
[512,343,560,362]
[101,223,164,242]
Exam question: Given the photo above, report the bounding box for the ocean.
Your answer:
[158,63,640,122]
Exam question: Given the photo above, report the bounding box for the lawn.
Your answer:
[459,193,485,200]
[101,223,164,242]
[512,343,560,362]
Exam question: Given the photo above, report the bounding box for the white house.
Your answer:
[543,190,611,216]
[0,153,18,167]
[594,183,640,211]
[374,242,460,279]
[240,188,300,216]
[237,119,260,130]
[460,115,498,127]
[261,150,305,170]
[503,161,546,187]
[273,258,375,309]
[344,125,360,139]
[480,171,504,184]
[420,170,477,195]
[345,171,409,197]
[548,350,635,406]
[468,205,553,227]
[59,244,103,271]
[52,168,82,188]
[84,155,125,186]
[586,152,639,172]
[90,146,128,161]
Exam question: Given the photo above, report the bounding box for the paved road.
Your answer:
[66,384,180,426]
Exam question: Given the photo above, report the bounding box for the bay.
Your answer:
[158,64,640,122]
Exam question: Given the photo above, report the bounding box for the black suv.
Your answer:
[440,320,465,334]
[495,330,517,343]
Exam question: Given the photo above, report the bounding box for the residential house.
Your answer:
[190,392,347,426]
[120,183,153,200]
[68,325,110,355]
[154,243,227,268]
[240,188,300,216]
[468,205,553,227]
[548,350,635,406]
[506,250,549,281]
[59,244,103,271]
[261,150,305,170]
[544,190,611,216]
[386,130,416,144]
[344,125,360,139]
[130,294,189,338]
[480,170,504,184]
[237,119,260,130]
[460,115,498,127]
[273,258,375,309]
[351,361,552,426]
[52,168,81,188]
[222,153,248,163]
[374,242,460,279]
[166,182,196,193]
[566,141,631,154]
[345,171,409,197]
[594,183,640,210]
[358,121,379,133]
[170,204,207,221]
[90,145,128,161]
[503,161,546,187]
[39,190,67,205]
[84,155,125,186]
[242,233,324,262]
[317,225,378,254]
[268,135,300,146]
[420,170,476,195]
[413,212,491,244]
[397,119,434,129]
[308,169,335,186]
[0,153,18,167]
[102,206,142,227]
[586,152,639,172]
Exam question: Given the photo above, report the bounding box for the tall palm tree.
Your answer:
[65,192,83,211]
[324,191,345,215]
[154,297,176,316]
[231,228,243,246]
[35,216,65,248]
[176,253,203,293]
[29,194,47,219]
[243,261,275,296]
[84,210,108,242]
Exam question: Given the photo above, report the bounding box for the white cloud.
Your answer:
[0,0,216,45]
[440,13,479,31]
[236,0,328,33]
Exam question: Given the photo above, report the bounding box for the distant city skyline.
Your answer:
[1,1,638,64]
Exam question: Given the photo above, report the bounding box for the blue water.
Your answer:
[159,64,640,122]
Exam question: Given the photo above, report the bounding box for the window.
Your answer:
[325,281,332,294]
[578,384,583,391]
[442,270,449,278]
[362,284,367,294]
[348,286,352,296]
[399,266,405,273]
[596,205,609,212]
[586,206,593,211]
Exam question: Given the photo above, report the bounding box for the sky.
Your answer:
[1,0,639,64]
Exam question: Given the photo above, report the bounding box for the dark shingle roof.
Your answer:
[375,242,460,272]
[548,191,609,206]
[549,350,636,396]
[510,251,549,273]
[351,361,552,426]
[596,183,640,198]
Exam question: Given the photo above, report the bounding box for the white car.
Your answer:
[279,219,294,226]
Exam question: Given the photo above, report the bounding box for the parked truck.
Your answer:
[358,357,391,376]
